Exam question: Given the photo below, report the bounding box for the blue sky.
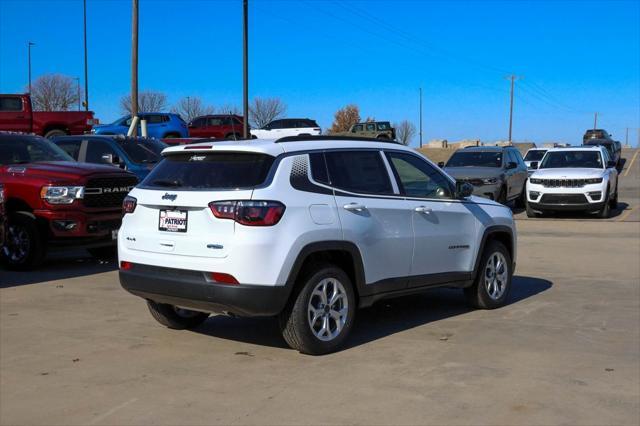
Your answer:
[1,0,639,146]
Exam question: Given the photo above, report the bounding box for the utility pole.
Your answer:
[506,75,520,143]
[419,87,423,148]
[593,112,598,130]
[75,77,81,111]
[626,127,629,146]
[242,0,249,139]
[131,0,139,135]
[83,0,89,111]
[27,42,35,93]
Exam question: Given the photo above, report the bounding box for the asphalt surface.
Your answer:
[1,149,639,425]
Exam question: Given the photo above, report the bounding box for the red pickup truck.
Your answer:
[0,133,138,269]
[0,94,97,138]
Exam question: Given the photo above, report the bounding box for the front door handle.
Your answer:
[343,203,366,212]
[414,206,432,214]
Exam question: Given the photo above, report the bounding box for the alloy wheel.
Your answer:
[307,278,349,341]
[484,252,508,300]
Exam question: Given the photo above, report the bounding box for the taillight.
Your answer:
[123,195,137,214]
[208,200,285,226]
[120,261,133,270]
[210,272,239,285]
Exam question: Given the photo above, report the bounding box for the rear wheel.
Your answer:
[279,263,356,355]
[376,134,389,140]
[44,129,67,139]
[146,301,209,330]
[465,241,512,309]
[1,213,46,270]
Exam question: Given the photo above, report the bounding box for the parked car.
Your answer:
[583,139,621,167]
[118,136,517,355]
[92,113,188,139]
[188,114,245,140]
[0,133,138,269]
[523,148,548,171]
[0,94,97,138]
[526,146,618,218]
[0,183,5,248]
[583,128,612,143]
[335,121,396,140]
[250,118,321,139]
[52,135,166,181]
[442,146,528,205]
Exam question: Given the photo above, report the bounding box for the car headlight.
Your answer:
[529,178,543,184]
[40,186,85,204]
[585,178,603,184]
[482,177,500,184]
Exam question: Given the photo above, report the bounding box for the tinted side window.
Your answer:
[86,140,118,164]
[309,152,329,184]
[0,97,23,112]
[146,115,165,124]
[386,151,453,199]
[352,124,364,133]
[267,120,283,129]
[325,150,392,195]
[56,140,82,160]
[191,117,205,128]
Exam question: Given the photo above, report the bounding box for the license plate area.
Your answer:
[159,209,188,233]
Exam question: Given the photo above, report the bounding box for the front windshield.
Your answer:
[524,150,547,162]
[446,151,503,168]
[539,151,603,169]
[0,136,74,165]
[117,140,166,164]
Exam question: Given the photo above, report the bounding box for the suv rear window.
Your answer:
[141,152,275,190]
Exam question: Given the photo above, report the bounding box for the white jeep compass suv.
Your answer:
[118,136,517,355]
[526,146,618,218]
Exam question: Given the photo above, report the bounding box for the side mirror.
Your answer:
[507,161,518,170]
[437,161,445,168]
[456,181,474,199]
[530,161,539,170]
[607,160,616,168]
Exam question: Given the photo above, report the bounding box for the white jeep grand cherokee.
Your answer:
[118,136,517,355]
[526,146,619,219]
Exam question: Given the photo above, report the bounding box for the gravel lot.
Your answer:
[1,149,638,426]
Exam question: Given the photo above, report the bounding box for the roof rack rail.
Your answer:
[275,135,401,144]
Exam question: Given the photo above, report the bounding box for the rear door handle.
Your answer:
[343,203,366,212]
[414,206,432,214]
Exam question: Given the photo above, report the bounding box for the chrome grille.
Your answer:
[539,179,586,188]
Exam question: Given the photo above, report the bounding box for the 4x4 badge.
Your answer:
[162,193,177,201]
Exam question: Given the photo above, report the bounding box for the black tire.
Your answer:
[44,129,67,139]
[87,246,117,260]
[376,134,389,140]
[609,182,619,209]
[497,186,507,204]
[146,300,209,330]
[1,213,46,270]
[597,186,611,219]
[279,263,356,355]
[464,241,512,309]
[525,198,538,218]
[515,185,526,208]
[163,133,180,139]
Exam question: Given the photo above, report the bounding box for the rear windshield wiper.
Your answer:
[150,178,183,187]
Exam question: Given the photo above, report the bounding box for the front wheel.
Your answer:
[464,241,512,309]
[609,182,618,209]
[146,301,209,330]
[44,129,67,139]
[1,213,46,270]
[279,263,356,355]
[597,187,611,218]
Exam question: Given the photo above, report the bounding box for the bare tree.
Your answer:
[394,120,416,145]
[248,97,286,128]
[171,96,215,122]
[120,91,168,114]
[218,103,241,115]
[29,74,80,111]
[328,104,360,134]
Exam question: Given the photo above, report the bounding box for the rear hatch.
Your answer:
[123,151,275,258]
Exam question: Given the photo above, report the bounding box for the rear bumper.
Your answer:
[119,264,291,317]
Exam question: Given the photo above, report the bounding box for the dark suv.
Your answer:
[583,139,621,167]
[442,146,528,204]
[188,115,245,140]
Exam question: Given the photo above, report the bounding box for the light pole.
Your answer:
[242,0,249,139]
[75,78,81,111]
[83,0,89,111]
[419,87,423,148]
[131,0,139,134]
[28,42,35,93]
